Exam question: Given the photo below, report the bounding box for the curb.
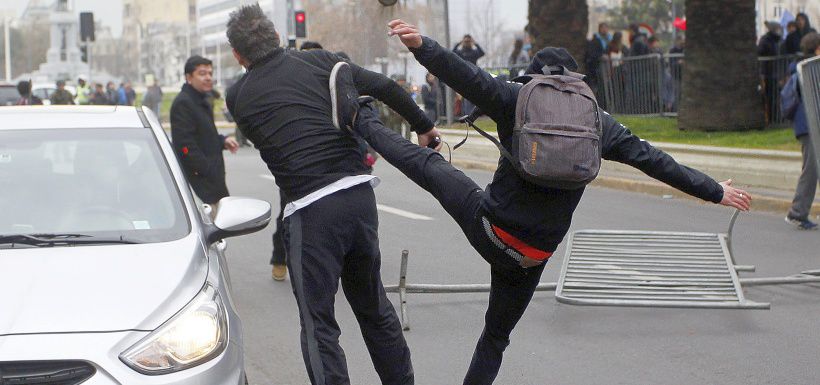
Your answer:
[450,158,820,217]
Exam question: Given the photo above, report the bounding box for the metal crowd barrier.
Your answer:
[384,210,820,330]
[589,53,801,125]
[797,55,820,179]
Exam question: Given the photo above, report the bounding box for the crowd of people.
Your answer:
[11,77,164,118]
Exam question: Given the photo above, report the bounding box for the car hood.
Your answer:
[0,234,208,335]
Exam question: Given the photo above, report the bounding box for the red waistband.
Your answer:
[490,224,553,261]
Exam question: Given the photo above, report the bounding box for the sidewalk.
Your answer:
[215,122,819,217]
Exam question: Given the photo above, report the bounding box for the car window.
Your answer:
[0,128,190,243]
[33,89,50,100]
[0,87,19,106]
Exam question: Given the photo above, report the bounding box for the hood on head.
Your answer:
[524,47,579,76]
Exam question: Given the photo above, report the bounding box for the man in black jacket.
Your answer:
[171,56,238,209]
[224,5,438,385]
[346,20,752,385]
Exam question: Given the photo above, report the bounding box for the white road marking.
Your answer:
[376,204,434,221]
[259,174,432,220]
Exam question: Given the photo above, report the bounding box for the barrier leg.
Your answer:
[399,250,410,331]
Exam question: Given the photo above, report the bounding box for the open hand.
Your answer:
[719,179,752,211]
[387,19,423,49]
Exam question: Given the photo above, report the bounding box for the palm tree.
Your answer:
[678,0,763,130]
[527,0,588,70]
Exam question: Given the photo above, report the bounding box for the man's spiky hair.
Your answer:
[226,3,280,65]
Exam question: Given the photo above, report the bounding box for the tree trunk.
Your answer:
[679,0,763,131]
[527,0,588,71]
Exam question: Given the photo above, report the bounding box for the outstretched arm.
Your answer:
[348,62,434,135]
[601,112,752,211]
[388,19,517,131]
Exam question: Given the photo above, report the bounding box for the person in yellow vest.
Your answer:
[75,77,90,105]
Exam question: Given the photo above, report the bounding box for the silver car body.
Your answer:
[0,106,262,384]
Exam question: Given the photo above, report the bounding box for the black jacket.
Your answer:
[453,43,485,65]
[757,31,782,77]
[411,37,724,252]
[171,83,229,204]
[226,48,434,202]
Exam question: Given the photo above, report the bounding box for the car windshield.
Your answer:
[0,128,190,244]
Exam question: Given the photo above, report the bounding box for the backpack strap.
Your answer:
[460,112,519,170]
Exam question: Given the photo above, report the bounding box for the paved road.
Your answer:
[222,148,820,385]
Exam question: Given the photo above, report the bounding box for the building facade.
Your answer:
[196,0,286,88]
[121,0,195,85]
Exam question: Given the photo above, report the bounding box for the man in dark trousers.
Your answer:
[224,5,437,385]
[171,55,239,212]
[367,20,753,385]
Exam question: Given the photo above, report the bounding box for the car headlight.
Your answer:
[120,283,228,375]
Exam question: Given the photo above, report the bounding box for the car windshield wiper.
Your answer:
[0,233,141,247]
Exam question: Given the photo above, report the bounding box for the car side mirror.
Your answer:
[206,197,271,244]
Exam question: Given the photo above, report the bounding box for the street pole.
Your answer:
[444,0,454,125]
[671,1,677,43]
[87,41,92,85]
[216,42,222,87]
[4,16,11,82]
[286,0,295,49]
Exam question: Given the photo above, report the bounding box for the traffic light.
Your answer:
[80,45,88,62]
[79,12,95,42]
[294,10,306,38]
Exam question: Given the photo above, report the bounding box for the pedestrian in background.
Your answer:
[627,24,649,56]
[509,38,530,78]
[15,81,42,105]
[116,83,127,105]
[89,83,110,105]
[125,82,137,106]
[454,34,485,115]
[784,13,816,55]
[171,55,239,213]
[785,32,820,230]
[143,80,163,118]
[105,81,118,105]
[49,80,75,105]
[422,72,439,124]
[75,77,90,105]
[758,21,783,124]
[584,23,610,94]
[783,21,799,54]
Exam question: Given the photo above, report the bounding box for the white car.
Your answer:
[0,106,270,384]
[32,83,79,105]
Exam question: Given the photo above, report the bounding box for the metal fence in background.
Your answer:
[598,54,665,115]
[591,53,802,126]
[797,55,820,177]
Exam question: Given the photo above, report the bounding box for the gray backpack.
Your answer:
[462,69,602,190]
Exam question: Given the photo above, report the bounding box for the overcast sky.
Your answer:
[1,0,527,39]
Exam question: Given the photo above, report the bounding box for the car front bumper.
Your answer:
[0,330,244,384]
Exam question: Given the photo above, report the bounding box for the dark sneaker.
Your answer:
[329,61,359,133]
[785,216,819,230]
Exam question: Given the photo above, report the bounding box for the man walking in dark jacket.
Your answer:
[366,20,753,384]
[224,5,437,385]
[171,55,239,210]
